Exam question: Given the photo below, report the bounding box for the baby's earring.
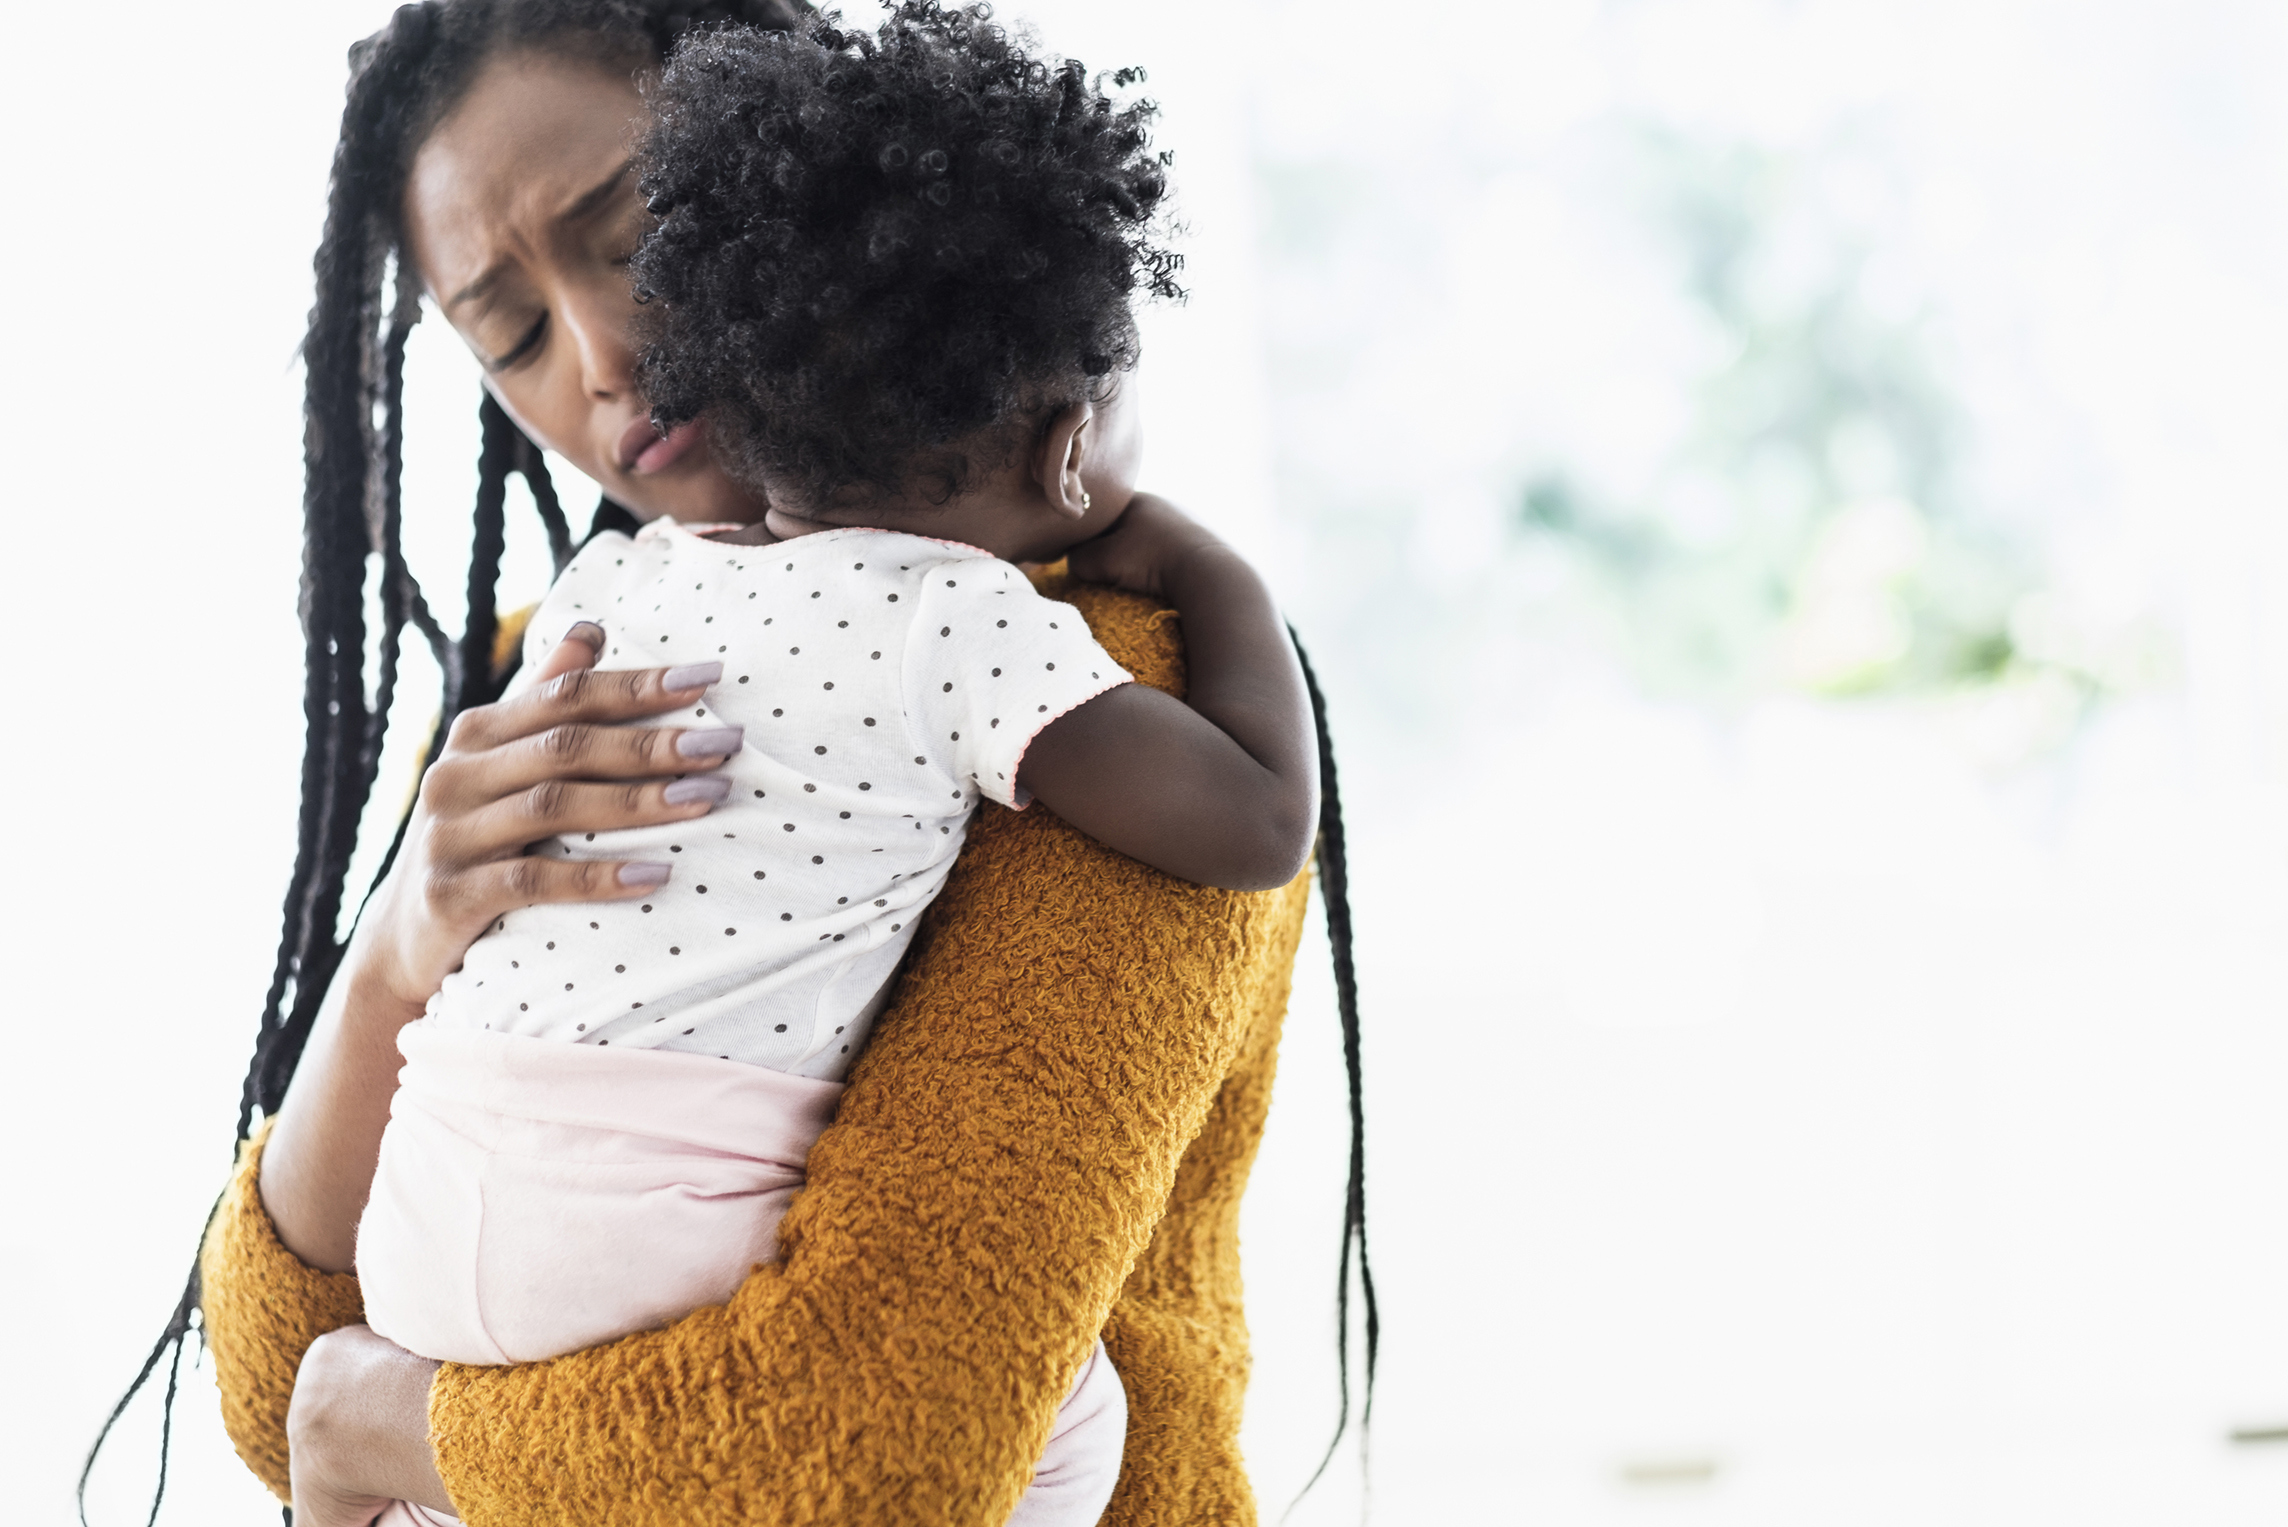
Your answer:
[1081,490,1093,511]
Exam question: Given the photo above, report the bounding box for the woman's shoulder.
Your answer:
[1028,567,1187,701]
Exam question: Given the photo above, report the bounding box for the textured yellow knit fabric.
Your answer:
[200,582,1309,1525]
[199,1118,366,1500]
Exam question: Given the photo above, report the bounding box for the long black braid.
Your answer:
[80,4,800,1522]
[84,5,1373,1522]
[1290,633,1379,1511]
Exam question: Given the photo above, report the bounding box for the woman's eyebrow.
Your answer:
[448,266,506,310]
[447,161,635,310]
[559,158,634,226]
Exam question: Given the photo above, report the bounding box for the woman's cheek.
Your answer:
[485,368,610,486]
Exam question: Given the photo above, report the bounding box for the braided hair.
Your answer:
[85,5,1374,1521]
[80,5,804,1522]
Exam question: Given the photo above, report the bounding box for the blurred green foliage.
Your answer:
[1515,129,2029,700]
[1258,113,2171,748]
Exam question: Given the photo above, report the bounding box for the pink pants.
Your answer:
[360,1023,1126,1527]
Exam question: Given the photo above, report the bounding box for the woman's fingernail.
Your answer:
[676,726,745,759]
[564,621,606,651]
[618,862,672,888]
[663,775,734,805]
[663,661,723,691]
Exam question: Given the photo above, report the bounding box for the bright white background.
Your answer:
[6,2,2288,1524]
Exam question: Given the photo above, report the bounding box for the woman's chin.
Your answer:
[610,470,769,527]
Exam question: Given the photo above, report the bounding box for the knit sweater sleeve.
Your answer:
[199,1119,368,1502]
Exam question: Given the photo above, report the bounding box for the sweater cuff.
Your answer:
[197,1116,368,1503]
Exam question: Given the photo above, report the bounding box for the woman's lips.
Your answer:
[617,417,706,476]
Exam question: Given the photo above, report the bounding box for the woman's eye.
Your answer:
[486,313,549,373]
[606,200,653,270]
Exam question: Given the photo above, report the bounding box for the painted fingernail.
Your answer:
[676,726,745,759]
[663,775,734,805]
[663,661,723,691]
[618,862,672,888]
[563,621,605,651]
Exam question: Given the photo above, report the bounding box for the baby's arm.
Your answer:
[1019,494,1319,891]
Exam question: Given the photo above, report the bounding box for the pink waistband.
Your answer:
[394,1022,845,1160]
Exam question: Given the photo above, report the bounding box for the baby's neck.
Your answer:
[703,519,784,547]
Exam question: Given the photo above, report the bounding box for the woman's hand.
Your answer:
[286,1325,451,1525]
[359,620,743,1014]
[260,620,745,1273]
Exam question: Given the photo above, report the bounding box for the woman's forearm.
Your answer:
[258,907,429,1273]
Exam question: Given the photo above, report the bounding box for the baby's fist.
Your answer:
[1065,493,1225,600]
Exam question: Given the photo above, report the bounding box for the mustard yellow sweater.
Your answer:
[199,582,1311,1526]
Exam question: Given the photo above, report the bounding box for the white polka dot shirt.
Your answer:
[424,520,1132,1079]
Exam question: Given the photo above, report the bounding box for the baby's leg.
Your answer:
[1007,1338,1128,1527]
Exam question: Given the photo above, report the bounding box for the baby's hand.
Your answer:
[1064,492,1227,601]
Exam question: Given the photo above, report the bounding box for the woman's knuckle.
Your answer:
[548,668,596,706]
[502,858,549,900]
[423,749,468,793]
[523,779,568,820]
[539,723,590,761]
[422,868,466,913]
[412,818,453,867]
[617,782,651,814]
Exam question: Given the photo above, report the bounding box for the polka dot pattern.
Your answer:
[426,521,1130,1081]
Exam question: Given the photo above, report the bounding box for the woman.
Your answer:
[90,3,1371,1523]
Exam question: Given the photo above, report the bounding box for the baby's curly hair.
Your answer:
[631,1,1182,507]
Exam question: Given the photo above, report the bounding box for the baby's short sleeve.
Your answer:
[905,559,1132,809]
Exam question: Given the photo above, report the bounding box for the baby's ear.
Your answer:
[1030,401,1096,521]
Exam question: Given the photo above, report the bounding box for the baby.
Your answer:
[356,7,1316,1526]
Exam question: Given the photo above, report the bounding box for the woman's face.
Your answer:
[402,50,765,525]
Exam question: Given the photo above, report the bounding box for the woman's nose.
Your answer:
[560,287,638,402]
